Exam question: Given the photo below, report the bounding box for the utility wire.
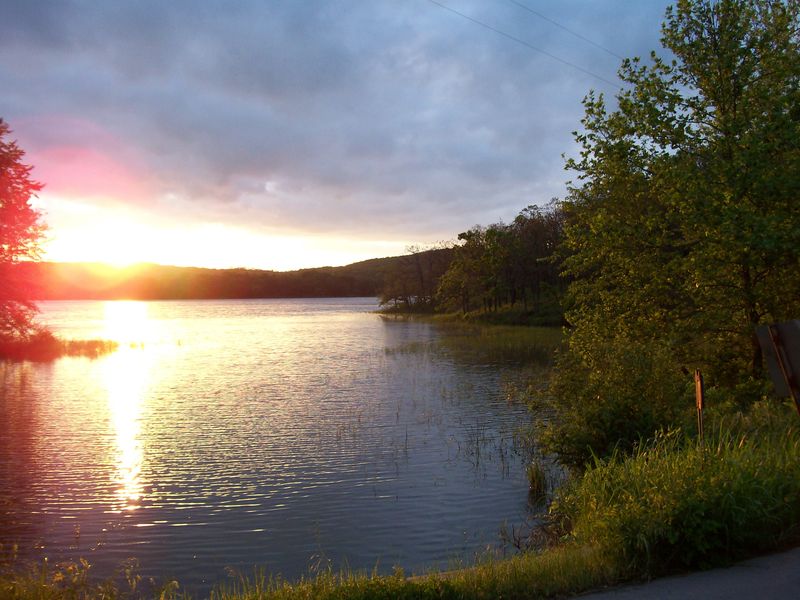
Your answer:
[425,0,619,88]
[507,0,624,60]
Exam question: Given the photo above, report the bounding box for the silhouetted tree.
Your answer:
[0,119,44,341]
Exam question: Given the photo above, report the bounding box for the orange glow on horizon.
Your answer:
[38,193,407,271]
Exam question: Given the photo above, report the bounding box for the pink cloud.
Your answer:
[15,115,154,203]
[31,144,151,202]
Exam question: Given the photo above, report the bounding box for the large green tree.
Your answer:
[0,119,44,340]
[541,0,800,468]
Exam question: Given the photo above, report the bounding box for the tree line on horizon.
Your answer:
[378,204,566,323]
[10,259,397,301]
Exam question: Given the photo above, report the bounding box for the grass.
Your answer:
[208,543,622,600]
[0,330,117,361]
[526,460,549,500]
[434,324,562,366]
[379,303,564,328]
[0,544,621,600]
[555,400,800,576]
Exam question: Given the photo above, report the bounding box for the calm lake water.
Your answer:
[0,298,535,593]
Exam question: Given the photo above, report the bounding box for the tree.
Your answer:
[379,244,453,312]
[0,118,44,341]
[566,0,800,380]
[540,0,800,468]
[434,205,566,318]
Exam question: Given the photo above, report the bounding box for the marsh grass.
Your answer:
[0,545,622,600]
[208,544,620,600]
[436,325,561,366]
[0,553,183,600]
[384,321,562,367]
[526,460,549,499]
[0,329,117,361]
[556,401,800,575]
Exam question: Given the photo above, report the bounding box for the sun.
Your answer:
[41,199,154,267]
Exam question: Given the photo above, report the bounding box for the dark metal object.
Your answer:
[756,320,800,416]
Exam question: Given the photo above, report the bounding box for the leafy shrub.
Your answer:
[531,335,693,471]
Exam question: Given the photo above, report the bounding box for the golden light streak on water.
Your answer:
[101,301,153,511]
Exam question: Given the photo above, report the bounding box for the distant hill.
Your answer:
[14,251,452,300]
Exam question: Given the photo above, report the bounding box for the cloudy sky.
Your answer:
[1,0,671,270]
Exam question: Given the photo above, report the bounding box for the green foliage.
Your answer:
[0,118,44,342]
[555,401,800,575]
[436,204,566,319]
[563,0,800,386]
[545,0,800,468]
[535,336,693,471]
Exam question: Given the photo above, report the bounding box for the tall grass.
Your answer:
[383,323,561,370]
[0,329,117,361]
[0,546,619,600]
[0,554,182,599]
[209,543,620,600]
[555,401,800,576]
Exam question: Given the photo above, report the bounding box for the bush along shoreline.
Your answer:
[0,329,117,362]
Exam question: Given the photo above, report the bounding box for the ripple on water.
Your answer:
[0,299,536,593]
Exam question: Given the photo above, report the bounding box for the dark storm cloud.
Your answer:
[0,0,671,240]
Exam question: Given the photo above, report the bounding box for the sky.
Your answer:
[1,0,672,271]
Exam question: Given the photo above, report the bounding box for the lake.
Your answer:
[0,298,537,594]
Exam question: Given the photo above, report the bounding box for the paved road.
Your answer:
[580,547,800,599]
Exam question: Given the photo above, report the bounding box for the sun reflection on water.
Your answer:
[103,301,152,347]
[100,301,153,511]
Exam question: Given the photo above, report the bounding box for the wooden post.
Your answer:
[694,369,705,445]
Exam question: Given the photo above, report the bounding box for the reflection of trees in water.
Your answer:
[374,319,539,483]
[0,362,48,561]
[380,316,559,368]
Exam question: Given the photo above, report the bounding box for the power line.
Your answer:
[506,0,625,60]
[425,0,619,89]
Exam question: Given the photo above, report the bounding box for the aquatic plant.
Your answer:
[0,328,117,361]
